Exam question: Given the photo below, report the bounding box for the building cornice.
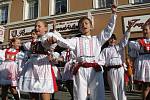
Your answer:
[6,3,150,29]
[0,0,11,5]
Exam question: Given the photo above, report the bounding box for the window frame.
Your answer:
[23,0,39,20]
[0,0,11,25]
[129,0,150,4]
[93,0,114,9]
[49,0,69,15]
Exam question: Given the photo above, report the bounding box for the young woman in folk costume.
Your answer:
[18,19,59,100]
[129,23,150,100]
[47,4,117,100]
[0,37,24,100]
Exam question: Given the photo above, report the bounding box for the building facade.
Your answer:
[0,0,149,50]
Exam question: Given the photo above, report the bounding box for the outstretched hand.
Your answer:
[111,4,117,14]
[46,36,57,44]
[127,20,135,31]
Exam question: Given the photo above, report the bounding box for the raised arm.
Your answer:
[97,4,117,45]
[45,19,77,50]
[118,22,133,49]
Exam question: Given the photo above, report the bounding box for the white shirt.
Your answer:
[57,14,117,63]
[99,31,130,66]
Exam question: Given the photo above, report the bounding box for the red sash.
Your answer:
[73,62,101,75]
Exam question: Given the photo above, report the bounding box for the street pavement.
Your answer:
[51,90,142,100]
[0,88,142,100]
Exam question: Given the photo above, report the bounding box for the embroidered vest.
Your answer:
[5,49,19,61]
[139,39,150,53]
[31,41,47,54]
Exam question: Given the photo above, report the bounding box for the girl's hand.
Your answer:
[111,4,117,14]
[127,21,135,31]
[46,36,57,44]
[52,36,57,43]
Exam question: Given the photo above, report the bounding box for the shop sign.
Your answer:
[123,15,150,32]
[9,26,34,39]
[9,19,79,39]
[0,26,5,42]
[48,19,79,32]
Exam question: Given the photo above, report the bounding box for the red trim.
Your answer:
[73,62,101,75]
[65,49,70,62]
[79,38,83,56]
[5,48,20,61]
[139,39,150,51]
[51,66,58,92]
[89,39,93,56]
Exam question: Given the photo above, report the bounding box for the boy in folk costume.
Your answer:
[0,37,25,100]
[99,24,132,100]
[129,23,150,100]
[47,4,117,100]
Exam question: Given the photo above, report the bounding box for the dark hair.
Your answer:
[110,34,117,40]
[142,23,150,29]
[31,29,36,33]
[78,16,92,28]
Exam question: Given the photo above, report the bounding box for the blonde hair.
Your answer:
[35,19,48,32]
[35,19,48,27]
[9,37,20,47]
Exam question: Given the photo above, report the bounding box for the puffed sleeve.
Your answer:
[0,49,5,61]
[16,51,26,72]
[97,14,117,45]
[23,42,32,50]
[41,31,61,50]
[129,41,141,51]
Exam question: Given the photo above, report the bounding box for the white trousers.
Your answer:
[73,67,105,100]
[107,67,127,100]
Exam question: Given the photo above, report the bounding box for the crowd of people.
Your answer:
[0,4,150,100]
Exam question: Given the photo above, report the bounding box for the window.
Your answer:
[0,4,8,25]
[129,0,150,4]
[94,0,114,8]
[55,0,67,14]
[24,0,38,20]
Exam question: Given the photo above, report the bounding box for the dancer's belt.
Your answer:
[73,62,102,75]
[139,52,150,55]
[105,65,122,71]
